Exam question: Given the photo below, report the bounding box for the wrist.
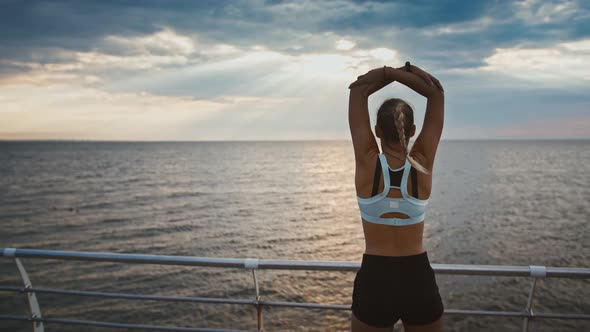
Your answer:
[384,66,399,81]
[383,66,393,80]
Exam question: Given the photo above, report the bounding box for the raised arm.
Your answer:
[348,67,394,165]
[385,65,445,171]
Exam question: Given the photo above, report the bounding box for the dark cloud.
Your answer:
[0,61,30,75]
[320,0,490,30]
[0,0,589,76]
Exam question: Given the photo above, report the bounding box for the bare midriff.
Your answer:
[362,218,425,256]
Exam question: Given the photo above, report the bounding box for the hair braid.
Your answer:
[393,104,408,156]
[392,104,429,174]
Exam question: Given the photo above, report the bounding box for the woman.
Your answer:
[348,63,445,332]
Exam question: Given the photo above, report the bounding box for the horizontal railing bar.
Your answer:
[0,286,255,305]
[2,302,588,323]
[445,309,526,317]
[434,264,590,278]
[0,248,249,269]
[1,285,588,320]
[443,310,590,320]
[0,314,27,321]
[0,286,350,310]
[534,312,590,320]
[0,315,245,332]
[2,248,589,278]
[254,260,359,272]
[259,300,350,310]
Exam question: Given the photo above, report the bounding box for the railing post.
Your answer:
[10,252,45,332]
[522,277,537,332]
[252,270,263,332]
[523,266,546,332]
[245,258,263,332]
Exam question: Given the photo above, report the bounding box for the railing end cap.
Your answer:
[2,248,16,257]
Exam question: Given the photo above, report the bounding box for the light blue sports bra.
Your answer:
[357,153,428,226]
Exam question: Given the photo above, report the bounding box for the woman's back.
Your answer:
[356,149,432,256]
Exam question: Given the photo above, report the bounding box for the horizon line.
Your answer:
[1,138,589,143]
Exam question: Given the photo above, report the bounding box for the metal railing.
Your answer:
[1,248,589,332]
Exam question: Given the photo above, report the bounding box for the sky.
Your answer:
[0,0,589,141]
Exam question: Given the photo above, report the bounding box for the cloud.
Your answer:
[104,27,197,56]
[0,24,406,93]
[421,16,495,37]
[1,0,587,76]
[0,1,589,140]
[0,25,403,140]
[335,39,356,51]
[0,84,304,140]
[104,41,404,101]
[479,39,590,83]
[0,28,245,86]
[0,24,372,140]
[0,1,498,73]
[513,0,581,25]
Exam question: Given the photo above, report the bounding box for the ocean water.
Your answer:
[0,140,588,332]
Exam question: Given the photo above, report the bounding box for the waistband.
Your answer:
[361,251,430,268]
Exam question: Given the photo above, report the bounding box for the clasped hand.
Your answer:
[348,64,443,96]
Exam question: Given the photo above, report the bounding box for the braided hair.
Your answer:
[376,98,429,174]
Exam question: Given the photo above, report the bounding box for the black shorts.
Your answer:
[351,251,444,327]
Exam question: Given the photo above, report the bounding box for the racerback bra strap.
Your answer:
[370,155,420,199]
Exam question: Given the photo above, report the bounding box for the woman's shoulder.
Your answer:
[355,147,381,168]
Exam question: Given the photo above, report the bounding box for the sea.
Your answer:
[0,140,588,332]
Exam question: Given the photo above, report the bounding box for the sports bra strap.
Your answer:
[411,166,419,198]
[370,154,419,199]
[371,156,381,197]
